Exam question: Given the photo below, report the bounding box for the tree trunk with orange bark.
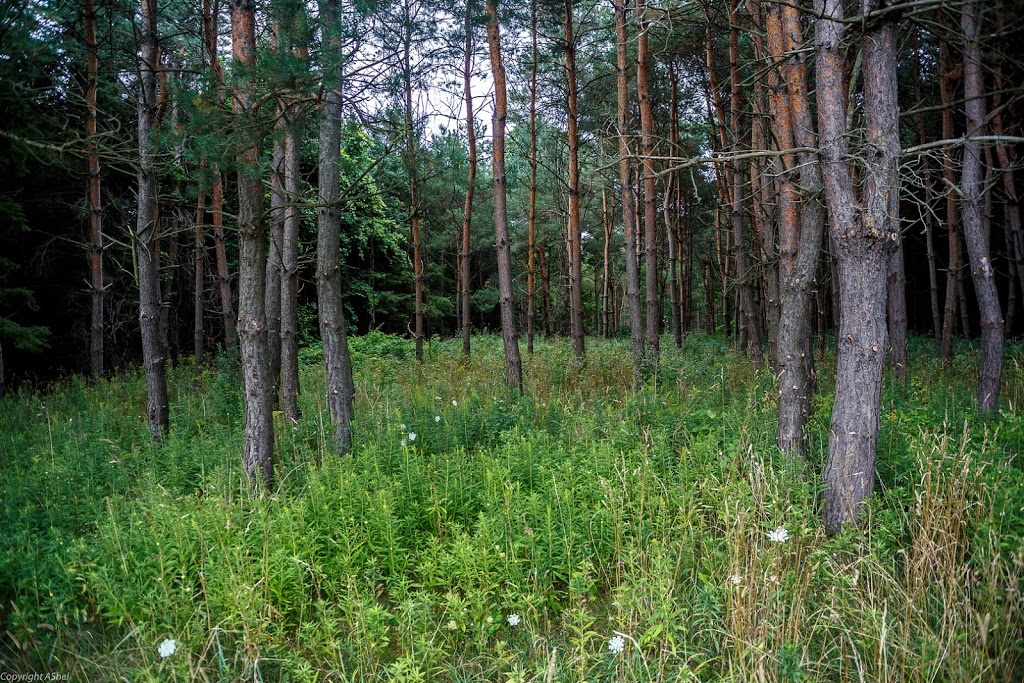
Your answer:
[486,0,522,391]
[765,1,824,454]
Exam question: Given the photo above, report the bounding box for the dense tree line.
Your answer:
[0,0,1021,526]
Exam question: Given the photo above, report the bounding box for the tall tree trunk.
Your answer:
[745,0,780,357]
[136,0,168,443]
[939,37,962,365]
[667,61,683,349]
[211,172,235,350]
[883,20,907,379]
[317,0,356,453]
[729,0,760,365]
[818,0,900,531]
[280,123,302,422]
[565,0,584,356]
[485,0,523,391]
[461,1,476,357]
[702,9,732,341]
[527,0,538,353]
[703,260,715,333]
[765,2,821,454]
[960,0,1004,410]
[636,0,658,360]
[204,0,236,351]
[603,184,612,338]
[85,0,104,380]
[266,131,286,402]
[992,0,1024,328]
[230,0,274,486]
[664,172,680,349]
[402,0,423,363]
[194,167,206,373]
[1006,203,1020,334]
[683,194,693,333]
[615,0,643,381]
[912,29,942,347]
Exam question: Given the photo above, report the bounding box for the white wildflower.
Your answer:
[507,613,520,627]
[158,638,177,658]
[768,526,790,543]
[730,574,742,585]
[400,423,406,430]
[409,432,417,441]
[608,635,625,655]
[452,399,458,407]
[435,396,442,401]
[435,415,441,422]
[401,439,407,447]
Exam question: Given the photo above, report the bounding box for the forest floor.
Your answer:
[1,333,1022,682]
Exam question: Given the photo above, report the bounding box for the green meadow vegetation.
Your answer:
[1,333,1022,682]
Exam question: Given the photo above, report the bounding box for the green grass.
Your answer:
[1,333,1022,682]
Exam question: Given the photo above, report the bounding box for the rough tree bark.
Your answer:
[636,0,658,361]
[485,0,523,391]
[666,61,682,349]
[527,0,538,354]
[939,34,963,365]
[887,239,907,379]
[911,29,942,347]
[765,2,824,454]
[136,0,169,443]
[565,0,584,357]
[992,0,1024,317]
[85,0,104,380]
[402,0,424,363]
[318,0,356,453]
[203,0,236,351]
[603,182,612,338]
[744,0,780,358]
[729,0,760,365]
[960,0,1004,410]
[230,0,274,486]
[461,0,476,357]
[615,0,643,382]
[280,120,302,422]
[818,0,900,531]
[266,130,285,401]
[194,166,206,373]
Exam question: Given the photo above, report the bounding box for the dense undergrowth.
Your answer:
[1,333,1022,682]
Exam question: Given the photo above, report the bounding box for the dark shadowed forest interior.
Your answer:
[1,0,1023,680]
